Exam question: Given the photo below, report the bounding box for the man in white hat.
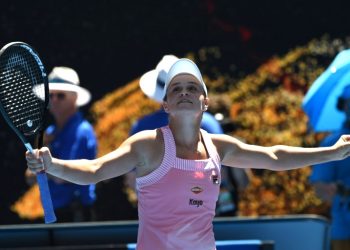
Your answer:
[26,59,350,249]
[26,66,97,222]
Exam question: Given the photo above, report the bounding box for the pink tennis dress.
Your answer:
[136,126,221,250]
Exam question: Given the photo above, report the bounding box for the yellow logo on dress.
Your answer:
[191,186,203,194]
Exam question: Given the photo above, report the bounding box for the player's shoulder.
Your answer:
[128,128,164,146]
[210,133,244,150]
[127,128,164,159]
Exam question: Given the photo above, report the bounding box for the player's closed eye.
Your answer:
[172,86,181,92]
[188,86,198,91]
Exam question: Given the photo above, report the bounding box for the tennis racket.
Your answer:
[0,41,56,223]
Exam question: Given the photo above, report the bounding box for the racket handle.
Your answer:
[36,172,57,223]
[24,143,56,222]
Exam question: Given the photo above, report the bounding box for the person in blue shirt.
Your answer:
[128,55,250,216]
[26,66,97,222]
[310,85,350,250]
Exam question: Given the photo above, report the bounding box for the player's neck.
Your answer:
[168,114,202,148]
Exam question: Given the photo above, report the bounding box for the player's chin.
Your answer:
[174,108,202,115]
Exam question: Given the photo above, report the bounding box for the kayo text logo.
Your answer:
[189,198,203,207]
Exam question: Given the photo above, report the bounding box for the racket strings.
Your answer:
[0,47,46,135]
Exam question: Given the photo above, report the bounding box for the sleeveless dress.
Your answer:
[136,126,221,250]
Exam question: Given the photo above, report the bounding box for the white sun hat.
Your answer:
[139,55,179,103]
[163,58,208,99]
[48,66,91,106]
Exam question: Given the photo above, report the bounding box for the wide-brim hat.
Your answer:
[48,66,91,106]
[139,55,179,103]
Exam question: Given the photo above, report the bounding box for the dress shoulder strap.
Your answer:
[160,126,176,165]
[200,129,221,166]
[136,126,175,188]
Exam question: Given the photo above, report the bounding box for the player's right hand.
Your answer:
[25,147,52,174]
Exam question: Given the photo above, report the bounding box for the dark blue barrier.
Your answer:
[0,214,329,250]
[126,240,274,250]
[213,214,330,250]
[216,240,273,250]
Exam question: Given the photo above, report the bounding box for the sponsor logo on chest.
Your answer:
[189,198,203,207]
[191,186,203,194]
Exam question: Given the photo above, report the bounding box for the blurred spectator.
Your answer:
[217,164,252,216]
[26,66,97,222]
[310,85,350,250]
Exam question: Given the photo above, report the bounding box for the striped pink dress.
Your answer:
[136,126,221,250]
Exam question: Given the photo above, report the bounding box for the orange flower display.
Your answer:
[11,184,44,220]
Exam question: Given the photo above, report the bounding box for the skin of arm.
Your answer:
[26,130,160,185]
[27,127,350,183]
[211,134,350,171]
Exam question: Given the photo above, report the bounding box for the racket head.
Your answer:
[0,42,49,144]
[0,42,56,223]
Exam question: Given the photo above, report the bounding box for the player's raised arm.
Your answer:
[26,130,157,185]
[212,133,350,171]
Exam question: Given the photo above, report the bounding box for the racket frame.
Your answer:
[0,41,56,223]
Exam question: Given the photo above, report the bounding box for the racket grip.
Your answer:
[36,172,57,223]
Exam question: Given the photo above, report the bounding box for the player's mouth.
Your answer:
[178,99,192,104]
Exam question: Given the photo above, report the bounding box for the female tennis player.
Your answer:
[26,58,350,250]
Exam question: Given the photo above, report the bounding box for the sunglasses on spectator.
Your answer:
[49,92,66,100]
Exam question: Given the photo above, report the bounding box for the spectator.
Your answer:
[26,66,97,222]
